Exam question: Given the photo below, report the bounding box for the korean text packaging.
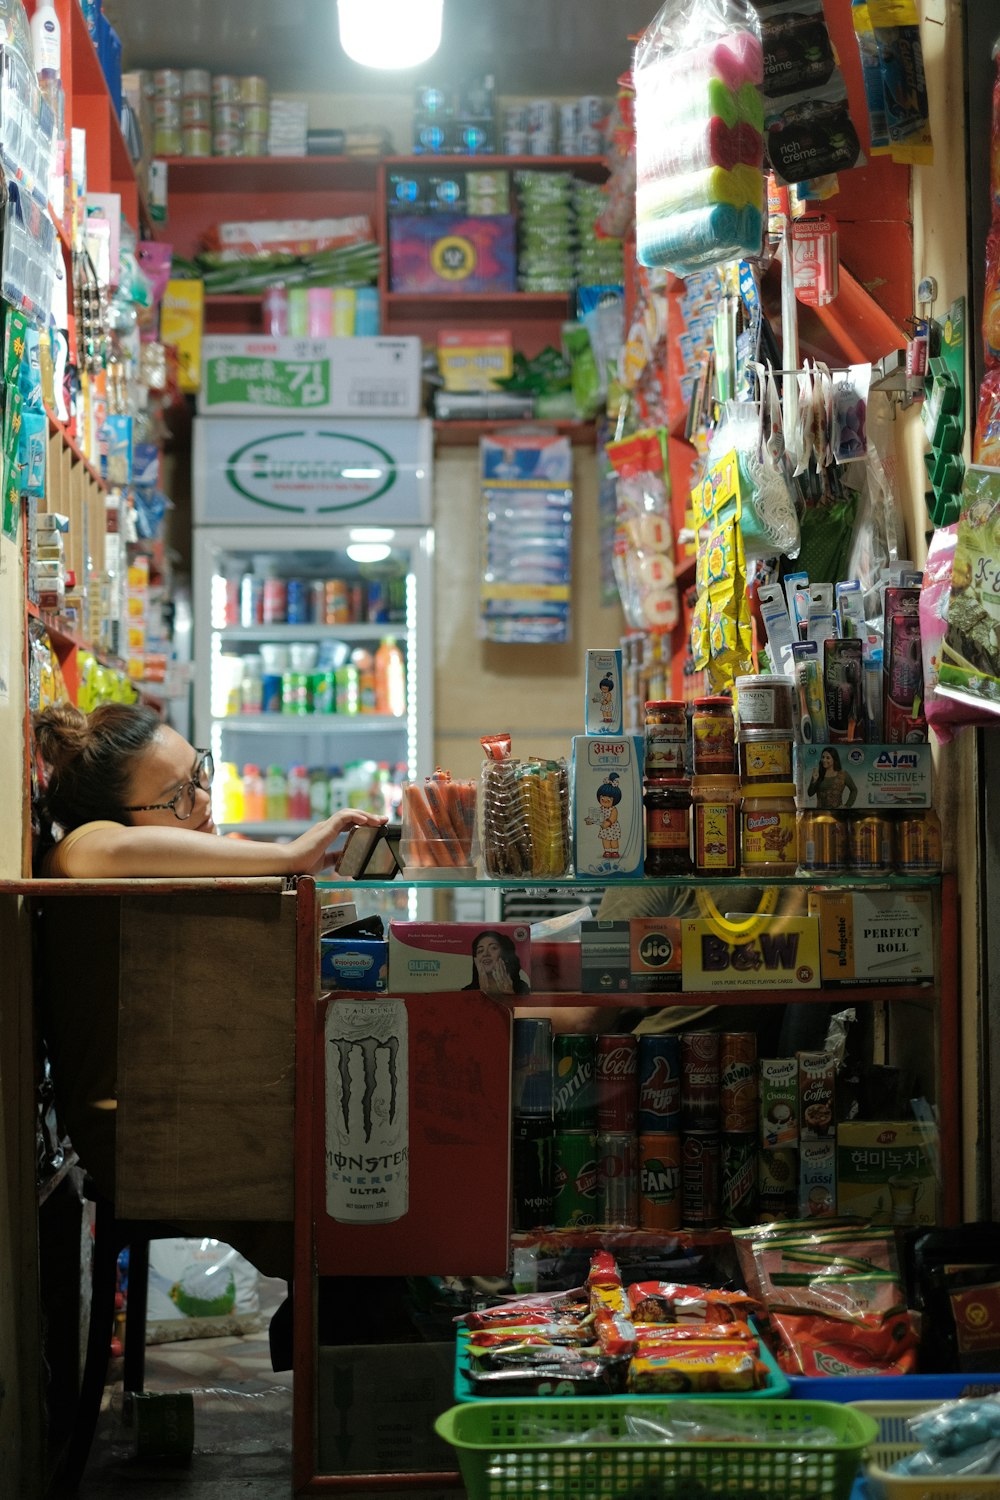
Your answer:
[320,937,388,991]
[571,734,644,877]
[807,889,934,983]
[584,649,624,735]
[836,1120,938,1225]
[388,921,531,993]
[198,335,422,417]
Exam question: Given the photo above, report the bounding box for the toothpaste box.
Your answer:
[584,649,623,736]
[629,917,683,991]
[836,1120,938,1226]
[580,920,630,993]
[807,889,934,984]
[571,735,644,878]
[795,742,932,809]
[389,921,531,994]
[320,938,388,991]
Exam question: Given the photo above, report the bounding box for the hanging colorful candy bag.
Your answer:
[606,428,680,632]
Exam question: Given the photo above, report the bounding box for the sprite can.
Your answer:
[552,1034,596,1129]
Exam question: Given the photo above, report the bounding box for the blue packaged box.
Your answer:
[320,937,388,992]
[585,649,623,736]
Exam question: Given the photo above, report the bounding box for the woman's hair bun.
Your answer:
[33,703,90,771]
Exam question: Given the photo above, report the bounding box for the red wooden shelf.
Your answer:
[386,290,571,309]
[382,152,609,181]
[161,154,380,195]
[433,418,595,446]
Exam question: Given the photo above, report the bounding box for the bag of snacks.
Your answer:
[480,734,569,878]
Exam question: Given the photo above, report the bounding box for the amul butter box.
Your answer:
[571,735,644,878]
[807,889,934,984]
[836,1120,938,1226]
[681,917,821,990]
[584,649,623,736]
[795,742,932,809]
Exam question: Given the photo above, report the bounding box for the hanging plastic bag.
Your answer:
[707,386,800,559]
[633,0,765,274]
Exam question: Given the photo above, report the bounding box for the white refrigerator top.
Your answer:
[193,416,433,527]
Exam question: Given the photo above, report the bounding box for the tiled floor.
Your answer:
[76,1276,294,1498]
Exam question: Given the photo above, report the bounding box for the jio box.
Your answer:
[629,917,683,991]
[389,921,531,993]
[389,215,516,293]
[320,937,388,991]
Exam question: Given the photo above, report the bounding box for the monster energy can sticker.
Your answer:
[325,997,409,1224]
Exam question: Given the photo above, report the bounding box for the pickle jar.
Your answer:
[740,783,797,875]
[644,779,692,876]
[692,696,736,775]
[644,700,688,779]
[691,774,740,877]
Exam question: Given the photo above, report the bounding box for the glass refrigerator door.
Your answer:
[193,524,432,915]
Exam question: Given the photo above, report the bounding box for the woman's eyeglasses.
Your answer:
[124,750,215,820]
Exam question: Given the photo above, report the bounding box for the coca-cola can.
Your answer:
[720,1032,758,1134]
[681,1131,720,1228]
[638,1034,680,1132]
[597,1131,638,1228]
[681,1031,721,1132]
[721,1132,758,1227]
[595,1034,638,1132]
[638,1132,682,1231]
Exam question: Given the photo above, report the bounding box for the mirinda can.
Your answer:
[720,1032,757,1134]
[638,1132,682,1231]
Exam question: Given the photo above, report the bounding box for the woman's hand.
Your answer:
[480,961,514,995]
[285,809,387,876]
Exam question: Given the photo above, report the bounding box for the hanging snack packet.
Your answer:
[867,0,934,165]
[607,428,679,632]
[851,0,891,153]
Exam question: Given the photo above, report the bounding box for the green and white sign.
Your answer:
[193,416,432,525]
[198,336,422,417]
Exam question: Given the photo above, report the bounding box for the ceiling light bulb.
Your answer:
[346,542,393,563]
[337,0,443,70]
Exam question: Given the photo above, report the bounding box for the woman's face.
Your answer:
[821,749,834,770]
[125,725,215,834]
[475,935,504,968]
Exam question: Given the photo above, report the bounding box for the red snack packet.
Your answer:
[594,1309,638,1358]
[588,1250,622,1291]
[772,1308,919,1376]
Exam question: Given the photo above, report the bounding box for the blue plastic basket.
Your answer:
[788,1373,1000,1404]
[455,1326,791,1402]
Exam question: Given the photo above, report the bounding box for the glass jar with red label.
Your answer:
[643,780,691,876]
[692,696,736,775]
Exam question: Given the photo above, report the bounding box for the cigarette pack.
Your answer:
[571,735,644,878]
[584,649,623,736]
[388,921,531,994]
[807,889,934,983]
[579,920,630,992]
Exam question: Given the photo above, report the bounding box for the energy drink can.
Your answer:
[848,812,893,872]
[552,1131,598,1227]
[552,1034,596,1130]
[637,1034,681,1132]
[638,1132,682,1231]
[681,1131,720,1227]
[512,1116,553,1231]
[798,810,848,871]
[595,1034,637,1133]
[240,573,264,627]
[720,1032,757,1134]
[325,996,409,1224]
[366,580,389,622]
[512,1018,552,1116]
[597,1132,638,1228]
[680,1031,721,1131]
[325,579,351,625]
[721,1133,758,1227]
[758,1147,799,1220]
[308,579,327,624]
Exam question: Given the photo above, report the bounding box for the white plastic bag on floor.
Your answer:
[144,1236,261,1344]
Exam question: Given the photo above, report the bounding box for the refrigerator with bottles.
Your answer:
[191,416,434,865]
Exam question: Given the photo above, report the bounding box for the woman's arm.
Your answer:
[52,809,386,878]
[843,773,859,808]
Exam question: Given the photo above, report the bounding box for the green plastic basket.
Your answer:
[434,1396,878,1500]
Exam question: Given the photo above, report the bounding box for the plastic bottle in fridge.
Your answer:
[374,637,406,717]
[218,761,244,823]
[288,765,311,821]
[265,765,288,821]
[240,654,264,714]
[242,764,266,822]
[352,648,376,713]
[309,768,329,820]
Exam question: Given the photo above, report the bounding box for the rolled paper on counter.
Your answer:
[636,161,764,222]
